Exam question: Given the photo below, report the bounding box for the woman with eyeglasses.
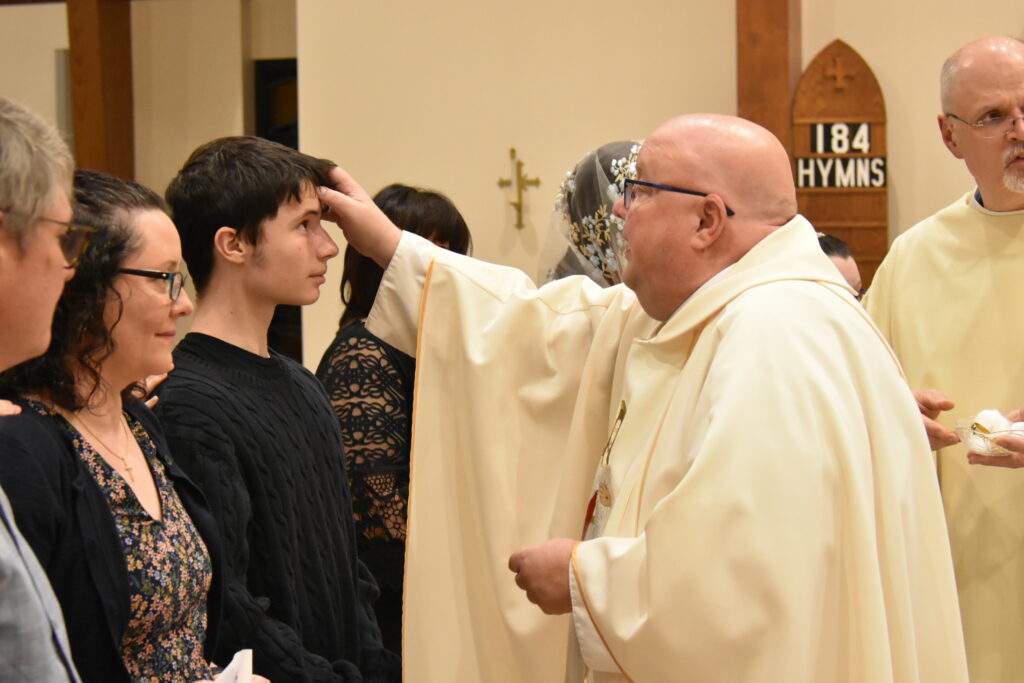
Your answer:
[0,170,264,682]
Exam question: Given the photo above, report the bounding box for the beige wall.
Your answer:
[3,1,1017,245]
[3,2,1022,366]
[802,3,1024,237]
[0,0,298,196]
[296,0,737,367]
[1,0,298,339]
[131,0,249,339]
[132,0,248,193]
[0,4,70,137]
[131,0,297,337]
[249,0,296,60]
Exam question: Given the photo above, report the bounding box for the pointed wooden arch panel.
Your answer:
[792,39,888,286]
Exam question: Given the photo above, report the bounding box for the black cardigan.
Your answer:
[0,397,225,683]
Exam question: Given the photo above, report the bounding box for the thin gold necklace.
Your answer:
[72,413,137,484]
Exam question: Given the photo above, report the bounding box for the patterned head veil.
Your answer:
[537,140,641,286]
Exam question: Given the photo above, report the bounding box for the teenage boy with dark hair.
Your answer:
[156,136,399,682]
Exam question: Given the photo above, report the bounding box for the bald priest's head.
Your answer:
[612,114,797,321]
[938,35,1024,212]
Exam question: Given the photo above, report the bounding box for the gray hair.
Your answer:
[0,97,73,240]
[939,56,959,113]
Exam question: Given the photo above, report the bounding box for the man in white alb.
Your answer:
[322,113,968,682]
[863,35,1024,683]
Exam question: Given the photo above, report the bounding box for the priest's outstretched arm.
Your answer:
[318,167,639,357]
[319,168,653,682]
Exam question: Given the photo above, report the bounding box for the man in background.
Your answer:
[863,35,1024,682]
[817,232,862,294]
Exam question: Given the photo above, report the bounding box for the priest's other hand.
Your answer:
[0,399,21,416]
[968,407,1024,468]
[318,167,402,269]
[509,538,578,615]
[913,388,960,450]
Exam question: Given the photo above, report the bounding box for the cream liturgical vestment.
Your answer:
[864,192,1024,683]
[367,217,967,682]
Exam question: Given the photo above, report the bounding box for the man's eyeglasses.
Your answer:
[56,222,96,267]
[117,268,188,302]
[0,208,96,267]
[945,111,1024,139]
[623,178,736,217]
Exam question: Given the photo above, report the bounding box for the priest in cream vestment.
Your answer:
[320,114,967,682]
[863,36,1024,683]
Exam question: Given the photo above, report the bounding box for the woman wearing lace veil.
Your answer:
[538,140,640,286]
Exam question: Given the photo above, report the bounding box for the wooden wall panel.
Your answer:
[793,40,888,286]
[66,0,134,179]
[736,0,802,153]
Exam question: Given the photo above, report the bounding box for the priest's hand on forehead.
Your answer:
[318,166,403,268]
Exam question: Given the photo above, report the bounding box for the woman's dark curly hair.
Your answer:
[0,169,165,411]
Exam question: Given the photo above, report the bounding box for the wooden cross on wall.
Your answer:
[825,57,855,92]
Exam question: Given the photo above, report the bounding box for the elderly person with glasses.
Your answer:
[0,169,265,682]
[0,97,81,682]
[320,113,966,682]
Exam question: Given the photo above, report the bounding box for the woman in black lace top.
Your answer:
[315,184,471,654]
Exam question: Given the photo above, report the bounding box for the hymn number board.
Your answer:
[792,40,888,286]
[800,123,885,188]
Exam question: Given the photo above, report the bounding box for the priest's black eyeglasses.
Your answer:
[623,178,736,217]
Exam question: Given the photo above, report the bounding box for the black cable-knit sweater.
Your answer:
[154,333,399,682]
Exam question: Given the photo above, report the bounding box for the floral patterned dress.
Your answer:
[52,405,214,682]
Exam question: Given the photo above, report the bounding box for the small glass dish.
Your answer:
[955,420,1017,457]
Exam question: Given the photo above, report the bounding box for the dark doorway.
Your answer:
[255,58,303,363]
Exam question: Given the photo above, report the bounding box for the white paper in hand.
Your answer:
[213,649,252,683]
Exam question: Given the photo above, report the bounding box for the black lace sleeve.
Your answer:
[317,325,414,586]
